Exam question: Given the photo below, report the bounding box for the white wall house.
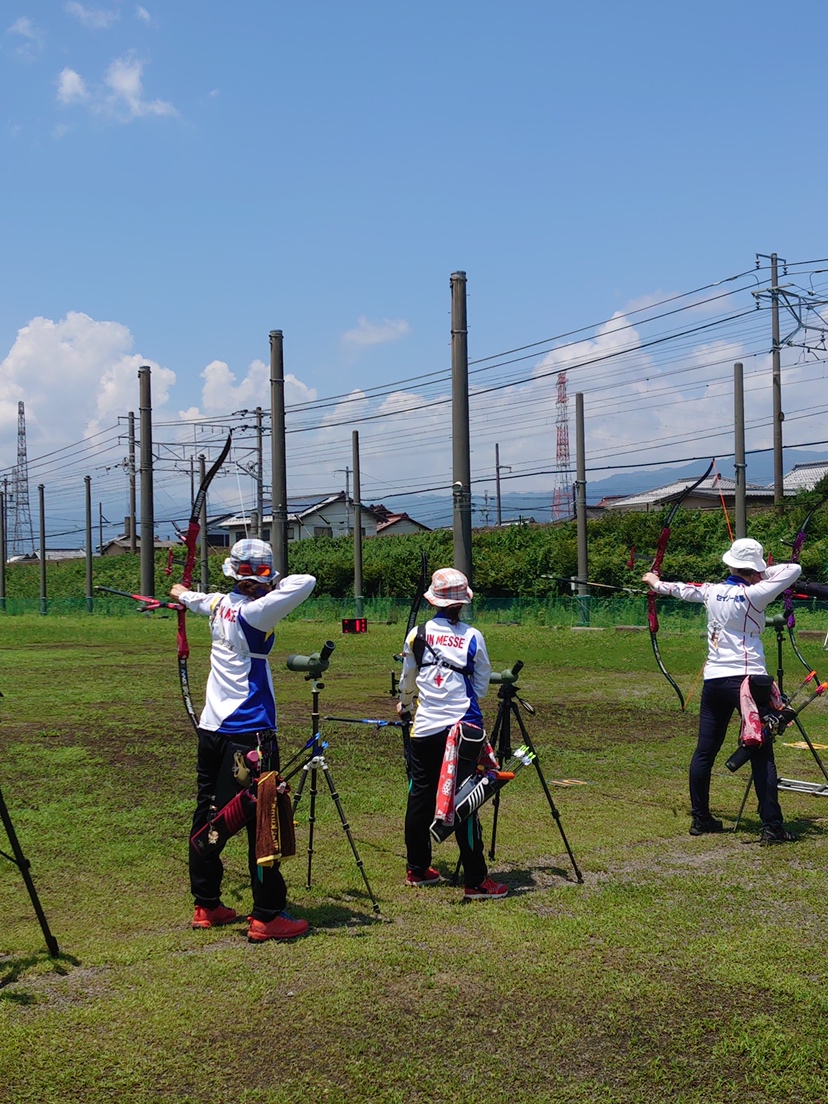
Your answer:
[218,493,384,544]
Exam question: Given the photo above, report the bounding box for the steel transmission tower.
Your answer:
[550,371,572,521]
[8,402,35,558]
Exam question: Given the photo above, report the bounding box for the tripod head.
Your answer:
[287,640,336,682]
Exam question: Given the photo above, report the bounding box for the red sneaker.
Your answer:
[406,867,442,887]
[464,877,508,901]
[247,911,309,942]
[192,903,238,929]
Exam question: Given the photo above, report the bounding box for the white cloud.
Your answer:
[135,6,153,25]
[65,3,120,30]
[180,360,317,421]
[341,316,411,348]
[7,16,44,59]
[103,53,177,117]
[56,68,90,105]
[0,312,175,468]
[55,53,177,121]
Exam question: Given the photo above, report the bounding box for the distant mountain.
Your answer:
[378,448,828,530]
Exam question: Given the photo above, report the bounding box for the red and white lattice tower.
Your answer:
[8,400,36,557]
[550,371,572,521]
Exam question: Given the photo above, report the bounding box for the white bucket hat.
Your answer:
[222,538,278,582]
[423,567,474,607]
[722,538,766,573]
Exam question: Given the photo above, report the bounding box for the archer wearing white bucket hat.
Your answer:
[721,538,767,574]
[397,568,507,900]
[642,537,801,846]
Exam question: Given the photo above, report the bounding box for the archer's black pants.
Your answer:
[691,676,784,827]
[190,728,287,920]
[405,728,488,886]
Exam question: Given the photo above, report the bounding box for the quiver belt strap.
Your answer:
[190,787,257,857]
[255,771,296,866]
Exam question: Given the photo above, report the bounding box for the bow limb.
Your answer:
[397,549,428,777]
[173,433,233,731]
[783,499,827,677]
[405,548,429,640]
[646,459,714,710]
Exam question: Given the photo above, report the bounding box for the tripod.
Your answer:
[458,661,583,884]
[733,615,828,829]
[0,783,60,957]
[286,643,380,913]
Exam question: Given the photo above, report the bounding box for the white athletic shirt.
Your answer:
[398,612,492,737]
[651,562,801,678]
[177,574,316,734]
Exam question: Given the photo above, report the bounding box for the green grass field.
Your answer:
[2,613,828,1103]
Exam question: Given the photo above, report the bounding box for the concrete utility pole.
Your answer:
[128,411,137,553]
[755,252,828,511]
[138,366,155,597]
[733,362,747,539]
[335,466,352,536]
[255,407,264,540]
[770,253,784,509]
[0,490,6,610]
[38,484,46,616]
[199,455,209,591]
[574,394,589,625]
[451,271,472,582]
[495,443,510,527]
[85,475,93,612]
[352,431,364,617]
[269,331,289,575]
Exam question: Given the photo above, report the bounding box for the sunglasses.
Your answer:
[236,562,274,578]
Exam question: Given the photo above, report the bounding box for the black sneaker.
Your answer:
[689,815,724,836]
[759,825,797,846]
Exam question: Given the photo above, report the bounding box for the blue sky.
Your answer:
[3,2,828,539]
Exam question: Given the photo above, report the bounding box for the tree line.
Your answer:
[5,481,827,602]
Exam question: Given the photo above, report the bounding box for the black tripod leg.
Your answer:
[733,776,752,832]
[510,707,584,884]
[319,761,380,913]
[0,786,60,957]
[304,766,319,890]
[791,714,828,782]
[488,692,510,861]
[291,763,318,890]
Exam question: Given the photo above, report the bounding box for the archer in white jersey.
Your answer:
[643,537,801,844]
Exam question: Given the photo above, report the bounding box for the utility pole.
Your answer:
[451,271,472,582]
[754,252,828,511]
[335,466,352,536]
[255,406,264,540]
[269,330,289,574]
[128,411,137,553]
[85,475,93,613]
[352,432,364,617]
[770,253,784,509]
[733,362,747,539]
[138,366,155,597]
[495,443,510,527]
[0,490,5,611]
[38,484,46,616]
[199,455,209,591]
[574,394,589,625]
